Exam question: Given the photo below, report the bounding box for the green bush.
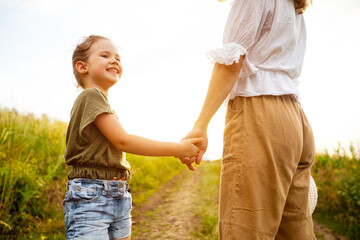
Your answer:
[312,144,360,239]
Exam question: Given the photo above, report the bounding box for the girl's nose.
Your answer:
[110,58,118,64]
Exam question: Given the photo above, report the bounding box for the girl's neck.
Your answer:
[83,82,109,98]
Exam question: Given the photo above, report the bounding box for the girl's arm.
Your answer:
[180,56,244,165]
[93,113,201,159]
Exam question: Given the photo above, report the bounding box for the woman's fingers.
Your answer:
[179,156,197,170]
[186,163,196,171]
[181,157,190,163]
[187,137,204,145]
[196,149,206,165]
[181,127,208,165]
[177,131,208,170]
[180,157,193,165]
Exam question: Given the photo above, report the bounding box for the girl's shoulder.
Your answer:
[71,87,112,116]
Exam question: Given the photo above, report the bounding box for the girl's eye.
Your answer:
[116,58,121,62]
[101,55,108,58]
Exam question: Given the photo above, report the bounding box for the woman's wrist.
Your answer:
[194,118,208,133]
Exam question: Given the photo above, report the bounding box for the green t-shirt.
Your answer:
[64,88,131,180]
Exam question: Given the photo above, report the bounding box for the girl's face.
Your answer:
[85,39,123,88]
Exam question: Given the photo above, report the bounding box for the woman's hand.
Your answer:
[178,126,208,170]
[176,137,203,159]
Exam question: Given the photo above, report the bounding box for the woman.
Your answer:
[180,0,316,239]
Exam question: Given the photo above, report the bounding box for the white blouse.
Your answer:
[208,0,306,101]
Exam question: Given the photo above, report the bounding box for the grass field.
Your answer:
[1,108,359,239]
[312,146,360,239]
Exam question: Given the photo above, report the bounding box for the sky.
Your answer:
[0,0,359,160]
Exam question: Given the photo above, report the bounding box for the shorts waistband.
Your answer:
[67,178,130,195]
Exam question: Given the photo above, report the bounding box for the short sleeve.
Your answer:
[208,0,267,65]
[74,88,114,139]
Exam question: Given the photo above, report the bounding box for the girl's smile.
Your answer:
[107,67,120,74]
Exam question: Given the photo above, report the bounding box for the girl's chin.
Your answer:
[105,74,119,81]
[107,78,120,86]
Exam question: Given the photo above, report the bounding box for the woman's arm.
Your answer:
[181,56,244,165]
[195,56,244,131]
[93,113,202,158]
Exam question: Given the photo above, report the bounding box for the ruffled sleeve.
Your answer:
[208,0,266,68]
[207,42,247,65]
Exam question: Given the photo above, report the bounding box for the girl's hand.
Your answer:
[178,126,208,170]
[176,137,203,159]
[182,126,208,165]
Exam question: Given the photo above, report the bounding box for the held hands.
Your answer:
[176,137,203,159]
[178,126,208,171]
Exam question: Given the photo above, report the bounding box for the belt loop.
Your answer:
[103,180,110,192]
[68,179,76,191]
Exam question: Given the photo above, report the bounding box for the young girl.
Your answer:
[63,35,201,240]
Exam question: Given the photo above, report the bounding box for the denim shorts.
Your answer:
[63,178,132,240]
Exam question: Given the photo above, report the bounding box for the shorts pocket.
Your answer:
[63,201,75,232]
[74,186,100,202]
[117,191,132,218]
[64,185,103,222]
[63,191,74,214]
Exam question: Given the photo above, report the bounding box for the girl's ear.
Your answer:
[75,61,88,75]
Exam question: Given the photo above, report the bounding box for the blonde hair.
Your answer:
[294,0,312,14]
[72,35,109,88]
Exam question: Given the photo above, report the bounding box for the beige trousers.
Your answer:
[220,95,316,240]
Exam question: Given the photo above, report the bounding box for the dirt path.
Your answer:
[313,222,349,240]
[131,167,348,240]
[132,169,202,240]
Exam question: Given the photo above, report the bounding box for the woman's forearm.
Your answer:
[195,56,244,131]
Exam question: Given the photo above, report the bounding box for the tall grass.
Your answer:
[0,108,186,239]
[312,144,360,239]
[191,160,221,240]
[0,109,69,239]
